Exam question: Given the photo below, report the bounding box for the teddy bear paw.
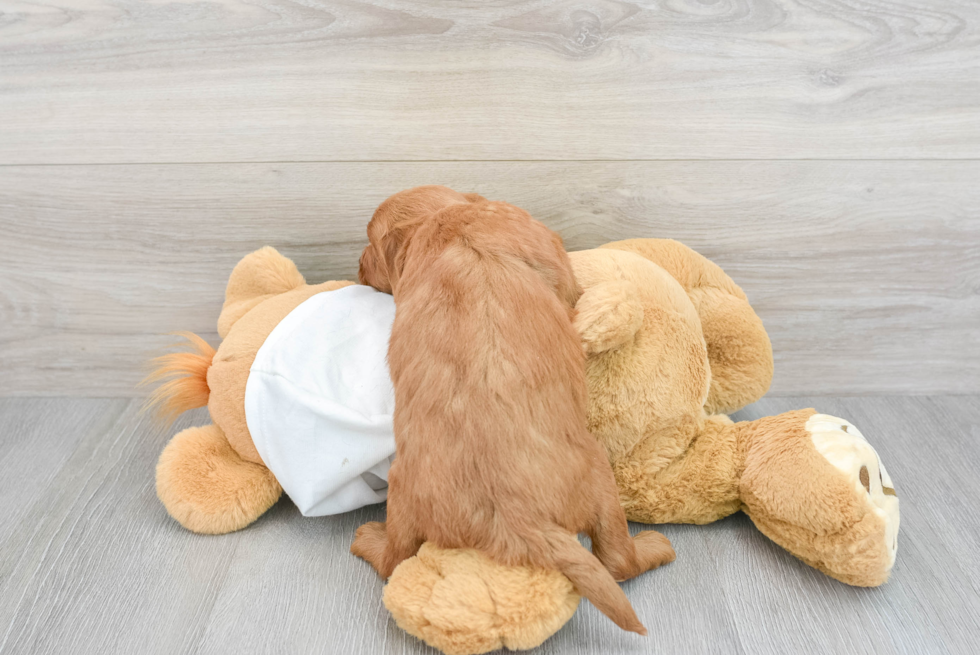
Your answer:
[383,544,580,655]
[806,414,900,569]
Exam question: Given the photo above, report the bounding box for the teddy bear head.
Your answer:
[566,240,774,462]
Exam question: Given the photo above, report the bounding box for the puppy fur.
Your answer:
[352,186,674,634]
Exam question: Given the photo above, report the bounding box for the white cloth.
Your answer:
[244,284,397,517]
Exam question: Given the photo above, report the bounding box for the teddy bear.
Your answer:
[147,238,899,655]
[381,238,900,654]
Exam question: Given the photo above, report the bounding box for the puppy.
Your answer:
[352,186,674,634]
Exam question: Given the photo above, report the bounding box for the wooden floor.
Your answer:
[1,395,977,655]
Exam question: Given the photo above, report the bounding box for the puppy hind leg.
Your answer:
[375,509,424,580]
[589,473,675,581]
[351,521,389,574]
[351,494,423,580]
[630,529,676,573]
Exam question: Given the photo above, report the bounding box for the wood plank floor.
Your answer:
[1,395,977,655]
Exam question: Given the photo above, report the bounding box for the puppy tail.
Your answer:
[140,332,216,423]
[544,530,647,636]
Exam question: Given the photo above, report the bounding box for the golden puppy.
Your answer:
[352,186,674,634]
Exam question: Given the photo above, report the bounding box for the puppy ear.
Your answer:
[218,247,305,338]
[574,281,644,355]
[383,228,405,291]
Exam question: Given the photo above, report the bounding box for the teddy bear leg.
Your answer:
[614,414,744,525]
[383,544,580,655]
[156,423,282,534]
[738,411,900,586]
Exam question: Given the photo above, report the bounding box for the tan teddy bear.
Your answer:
[382,238,899,655]
[148,238,899,655]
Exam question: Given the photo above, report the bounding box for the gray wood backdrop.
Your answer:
[1,0,978,396]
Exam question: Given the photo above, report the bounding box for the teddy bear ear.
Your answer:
[573,281,644,355]
[217,247,306,338]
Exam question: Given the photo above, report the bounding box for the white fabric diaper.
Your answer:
[244,284,397,517]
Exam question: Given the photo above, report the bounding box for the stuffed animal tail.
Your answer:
[543,529,647,635]
[141,332,216,423]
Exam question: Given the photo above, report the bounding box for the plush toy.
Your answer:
[382,239,899,655]
[148,238,899,655]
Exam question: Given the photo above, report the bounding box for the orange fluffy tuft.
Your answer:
[141,332,216,423]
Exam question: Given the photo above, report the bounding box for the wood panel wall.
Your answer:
[1,0,978,396]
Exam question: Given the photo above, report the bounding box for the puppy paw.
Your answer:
[633,530,676,571]
[351,521,387,566]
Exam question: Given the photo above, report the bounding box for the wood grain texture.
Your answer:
[1,396,978,654]
[1,161,977,396]
[0,398,127,546]
[1,0,979,163]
